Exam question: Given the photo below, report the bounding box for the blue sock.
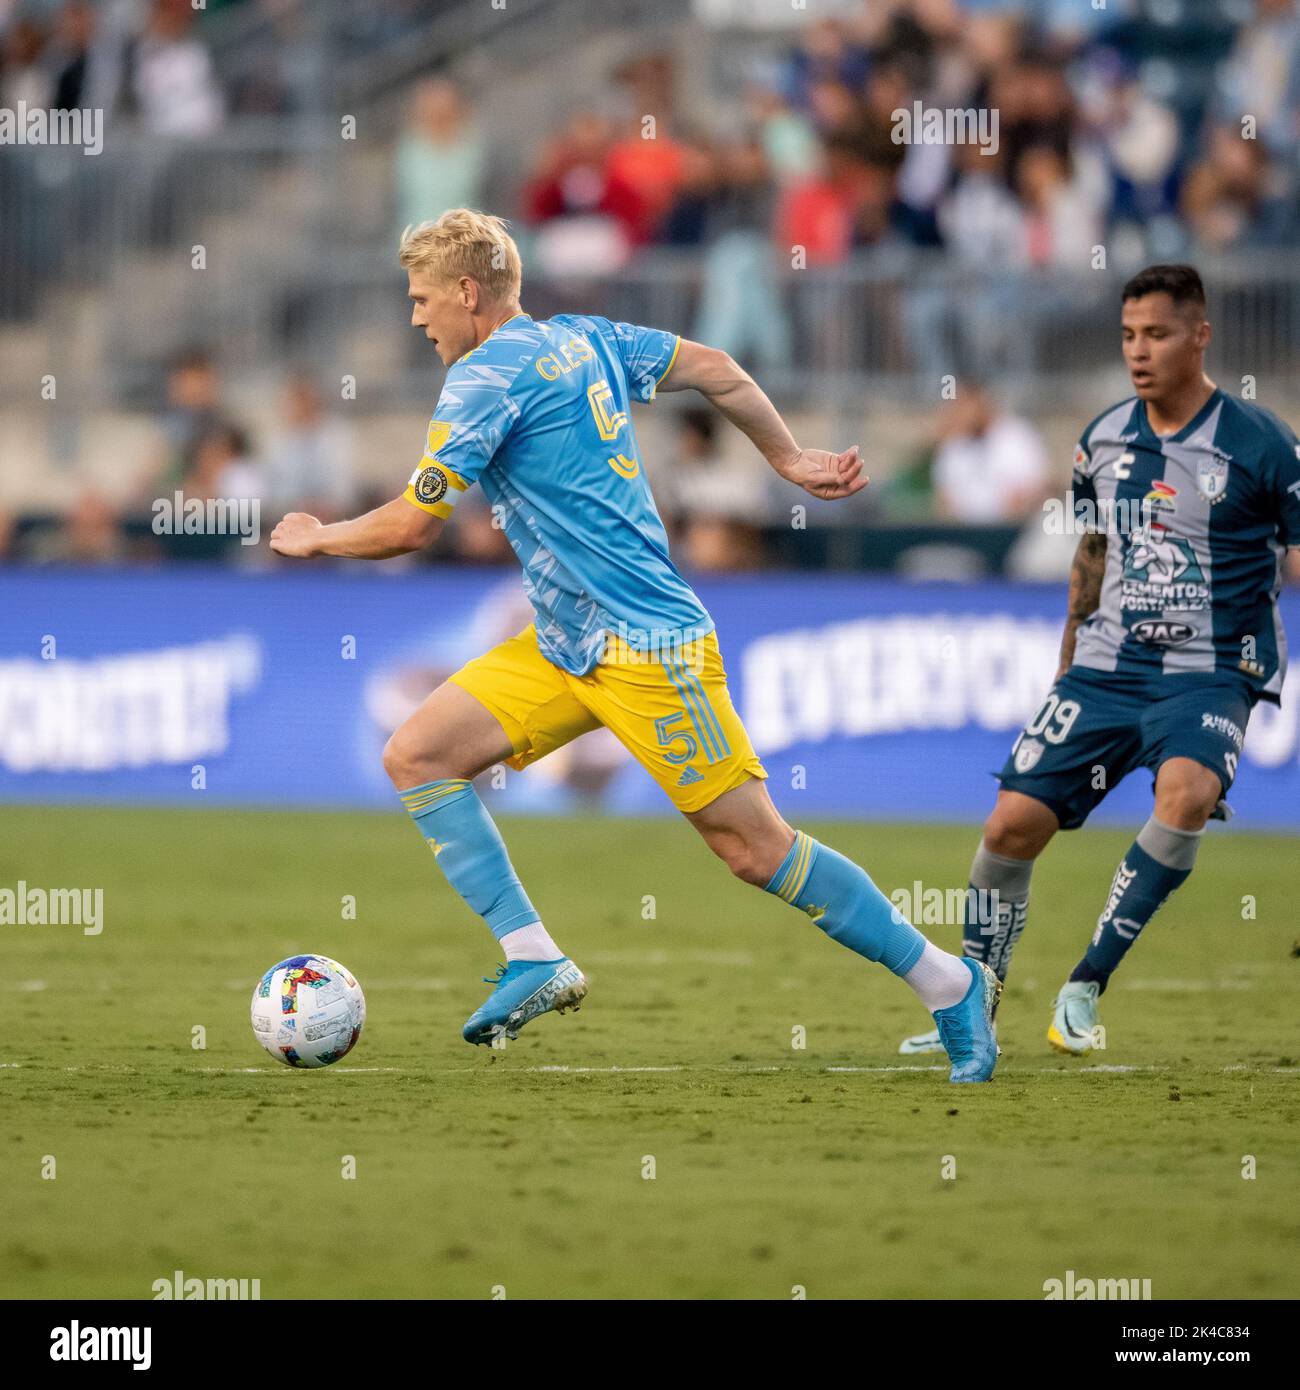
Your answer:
[399,779,539,941]
[1070,819,1199,992]
[764,831,926,976]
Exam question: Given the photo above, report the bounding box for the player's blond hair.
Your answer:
[398,209,522,304]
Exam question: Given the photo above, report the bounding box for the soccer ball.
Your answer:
[250,954,366,1068]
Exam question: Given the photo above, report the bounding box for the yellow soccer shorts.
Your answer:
[448,624,767,813]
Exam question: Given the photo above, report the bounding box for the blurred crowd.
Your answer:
[2,0,225,137]
[3,0,1300,572]
[388,0,1299,566]
[0,349,365,565]
[394,3,1300,268]
[0,0,436,127]
[407,3,1298,386]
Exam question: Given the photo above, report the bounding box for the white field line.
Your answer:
[6,1062,1292,1077]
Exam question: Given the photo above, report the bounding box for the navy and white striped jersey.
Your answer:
[1069,389,1300,703]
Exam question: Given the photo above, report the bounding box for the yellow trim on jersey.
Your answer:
[653,335,682,392]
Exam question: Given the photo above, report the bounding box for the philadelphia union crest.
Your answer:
[1195,455,1228,503]
[414,465,449,506]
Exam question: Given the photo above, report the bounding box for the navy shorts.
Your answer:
[998,667,1257,830]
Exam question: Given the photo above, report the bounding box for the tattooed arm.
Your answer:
[1056,531,1107,678]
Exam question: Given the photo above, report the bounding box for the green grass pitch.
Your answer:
[2,805,1297,1300]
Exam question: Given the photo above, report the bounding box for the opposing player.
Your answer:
[270,209,1000,1081]
[901,264,1300,1058]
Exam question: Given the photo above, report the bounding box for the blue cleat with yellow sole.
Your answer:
[462,957,587,1047]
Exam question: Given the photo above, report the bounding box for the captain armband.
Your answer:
[403,459,470,518]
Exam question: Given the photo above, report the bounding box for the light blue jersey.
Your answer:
[404,312,713,675]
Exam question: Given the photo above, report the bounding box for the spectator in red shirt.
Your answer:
[523,110,650,246]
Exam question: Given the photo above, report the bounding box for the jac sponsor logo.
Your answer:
[1131,619,1196,646]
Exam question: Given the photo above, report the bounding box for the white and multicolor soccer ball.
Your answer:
[250,955,366,1068]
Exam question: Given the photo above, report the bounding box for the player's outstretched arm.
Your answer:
[659,339,867,501]
[1056,530,1107,677]
[269,497,444,559]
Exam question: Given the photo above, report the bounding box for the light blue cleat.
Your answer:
[1048,979,1101,1055]
[462,957,587,1047]
[932,958,1002,1083]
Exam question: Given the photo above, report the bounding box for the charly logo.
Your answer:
[414,465,449,506]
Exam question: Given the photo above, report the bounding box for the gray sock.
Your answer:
[962,843,1036,985]
[1136,815,1203,871]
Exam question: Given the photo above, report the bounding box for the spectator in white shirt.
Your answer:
[931,382,1050,523]
[130,0,223,138]
[262,375,356,521]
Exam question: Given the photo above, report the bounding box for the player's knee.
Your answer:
[382,730,442,789]
[730,847,773,887]
[381,733,413,788]
[1155,781,1219,830]
[703,831,771,887]
[983,808,1045,861]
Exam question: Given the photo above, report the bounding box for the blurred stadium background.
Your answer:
[2,0,1299,824]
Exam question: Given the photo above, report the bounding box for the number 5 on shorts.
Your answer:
[655,711,697,765]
